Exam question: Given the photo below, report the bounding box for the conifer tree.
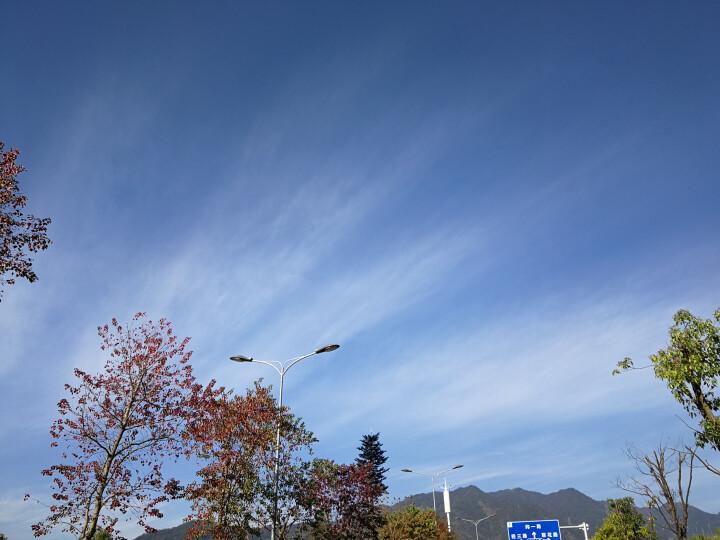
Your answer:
[356,432,389,493]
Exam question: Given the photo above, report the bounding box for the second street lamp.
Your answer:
[458,514,496,540]
[401,464,463,515]
[230,344,339,540]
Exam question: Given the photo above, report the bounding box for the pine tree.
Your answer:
[356,432,389,492]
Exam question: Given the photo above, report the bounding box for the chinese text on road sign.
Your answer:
[508,520,562,540]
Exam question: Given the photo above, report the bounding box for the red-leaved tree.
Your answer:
[26,314,213,539]
[185,381,316,540]
[0,142,51,300]
[303,459,386,540]
[184,382,280,539]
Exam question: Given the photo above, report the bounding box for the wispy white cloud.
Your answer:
[4,6,720,539]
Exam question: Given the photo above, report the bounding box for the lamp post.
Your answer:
[401,464,463,514]
[458,514,495,540]
[230,344,339,540]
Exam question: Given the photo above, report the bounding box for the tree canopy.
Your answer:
[27,314,210,539]
[615,308,720,450]
[0,142,51,300]
[303,459,386,540]
[593,497,656,540]
[184,381,315,540]
[380,504,456,540]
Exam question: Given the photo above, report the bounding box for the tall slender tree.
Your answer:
[356,432,389,493]
[617,442,695,540]
[26,314,212,539]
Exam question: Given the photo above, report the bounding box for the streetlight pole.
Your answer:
[458,514,495,540]
[230,344,339,540]
[400,465,463,515]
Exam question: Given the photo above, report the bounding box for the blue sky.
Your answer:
[2,2,720,538]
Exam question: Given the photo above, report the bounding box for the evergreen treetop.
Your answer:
[356,432,389,492]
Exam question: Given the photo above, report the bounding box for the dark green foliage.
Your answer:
[380,504,456,540]
[356,432,389,492]
[593,498,656,540]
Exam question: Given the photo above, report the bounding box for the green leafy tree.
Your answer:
[380,504,456,540]
[615,308,720,451]
[593,497,656,540]
[356,432,389,493]
[262,415,316,540]
[92,529,112,540]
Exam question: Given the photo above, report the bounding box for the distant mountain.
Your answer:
[393,486,605,540]
[395,486,720,540]
[133,521,199,540]
[133,486,720,540]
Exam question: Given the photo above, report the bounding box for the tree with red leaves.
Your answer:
[26,314,212,539]
[185,381,316,540]
[303,459,386,540]
[185,382,283,539]
[0,142,51,300]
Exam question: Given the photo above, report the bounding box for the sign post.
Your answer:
[508,520,563,540]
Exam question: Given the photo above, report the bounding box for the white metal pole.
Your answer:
[560,523,590,540]
[230,345,339,540]
[443,478,452,531]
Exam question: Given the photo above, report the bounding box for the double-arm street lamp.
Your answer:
[230,344,340,540]
[401,464,463,514]
[458,514,496,540]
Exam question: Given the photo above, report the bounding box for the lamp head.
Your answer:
[315,344,340,354]
[230,355,253,362]
[453,464,464,470]
[401,468,413,473]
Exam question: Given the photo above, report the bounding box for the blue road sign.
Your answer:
[507,520,562,540]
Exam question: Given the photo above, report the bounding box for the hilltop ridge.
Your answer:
[134,486,720,540]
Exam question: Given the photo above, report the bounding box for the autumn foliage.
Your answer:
[0,142,51,300]
[303,459,386,540]
[29,315,396,539]
[184,380,318,539]
[27,314,213,539]
[184,390,387,540]
[184,382,286,539]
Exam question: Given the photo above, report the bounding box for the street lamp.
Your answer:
[401,464,463,514]
[230,344,339,540]
[458,514,496,540]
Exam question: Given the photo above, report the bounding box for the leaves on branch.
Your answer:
[27,314,213,540]
[0,142,51,300]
